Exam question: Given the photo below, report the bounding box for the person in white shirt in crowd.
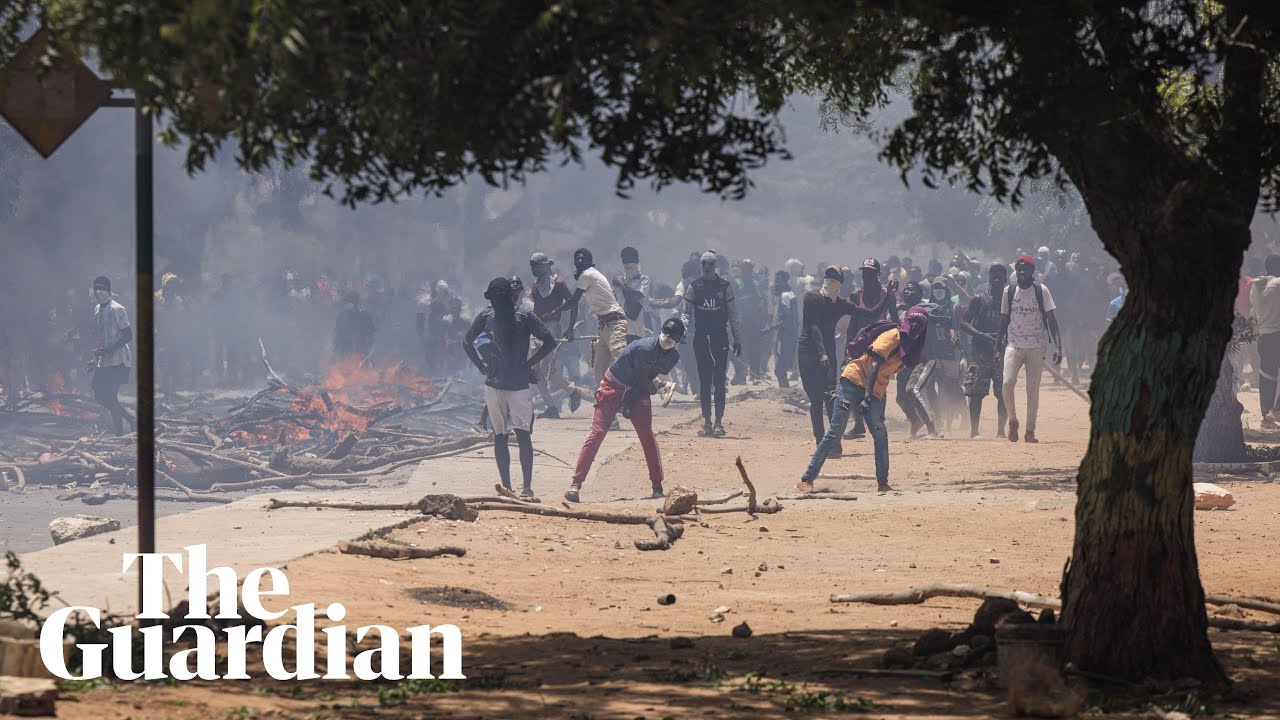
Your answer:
[1249,254,1280,427]
[1037,246,1059,284]
[996,254,1063,444]
[613,246,651,343]
[553,248,629,388]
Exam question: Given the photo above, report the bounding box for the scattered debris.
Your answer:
[404,587,513,611]
[48,514,119,545]
[337,539,465,560]
[732,621,753,638]
[1193,482,1235,510]
[657,594,676,606]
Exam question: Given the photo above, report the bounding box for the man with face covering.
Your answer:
[529,252,582,418]
[797,307,929,493]
[680,251,743,436]
[565,318,686,502]
[911,278,961,434]
[996,255,1063,443]
[464,277,558,496]
[762,270,798,388]
[893,281,932,436]
[796,266,897,453]
[553,249,629,388]
[613,246,651,343]
[90,276,136,436]
[958,263,1010,438]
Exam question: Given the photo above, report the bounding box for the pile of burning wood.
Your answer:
[1,357,486,501]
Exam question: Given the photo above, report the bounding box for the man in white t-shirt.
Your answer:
[996,254,1063,444]
[552,248,630,387]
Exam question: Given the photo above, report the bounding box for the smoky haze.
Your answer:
[0,94,1112,394]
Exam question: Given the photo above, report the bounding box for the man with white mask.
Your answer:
[613,246,652,342]
[566,318,686,502]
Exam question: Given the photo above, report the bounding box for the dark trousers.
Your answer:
[91,364,134,436]
[694,334,730,420]
[774,335,797,387]
[798,352,835,444]
[1260,331,1280,416]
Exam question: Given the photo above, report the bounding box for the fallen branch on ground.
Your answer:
[467,502,659,524]
[777,492,860,501]
[698,497,782,514]
[735,456,758,514]
[831,583,1280,633]
[337,539,465,560]
[635,516,685,551]
[695,489,744,506]
[6,465,25,494]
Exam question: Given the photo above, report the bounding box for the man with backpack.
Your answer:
[996,255,1064,443]
[796,306,930,494]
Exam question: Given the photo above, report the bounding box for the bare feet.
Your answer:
[877,482,895,492]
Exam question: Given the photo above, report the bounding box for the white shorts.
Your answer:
[484,386,534,435]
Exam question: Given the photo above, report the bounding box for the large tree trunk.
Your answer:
[1193,357,1246,463]
[1058,184,1242,687]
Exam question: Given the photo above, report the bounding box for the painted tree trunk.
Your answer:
[1193,357,1245,463]
[1060,220,1240,686]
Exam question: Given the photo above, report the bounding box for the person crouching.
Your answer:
[565,318,686,503]
[796,307,929,494]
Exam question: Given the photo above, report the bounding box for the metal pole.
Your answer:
[134,99,155,614]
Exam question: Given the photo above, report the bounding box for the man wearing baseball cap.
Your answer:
[996,255,1063,443]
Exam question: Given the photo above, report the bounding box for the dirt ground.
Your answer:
[47,382,1280,719]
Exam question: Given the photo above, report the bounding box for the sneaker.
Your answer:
[713,422,726,437]
[519,486,535,498]
[920,433,941,440]
[538,406,561,419]
[563,487,581,503]
[698,420,714,436]
[827,444,844,458]
[610,419,621,431]
[1024,431,1039,444]
[1007,419,1019,442]
[970,435,984,441]
[569,390,582,412]
[843,427,865,440]
[648,487,665,500]
[795,480,815,494]
[1263,413,1280,429]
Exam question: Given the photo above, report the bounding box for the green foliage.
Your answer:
[377,677,458,706]
[0,551,53,626]
[732,672,877,713]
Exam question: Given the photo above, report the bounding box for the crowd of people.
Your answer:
[4,243,1133,501]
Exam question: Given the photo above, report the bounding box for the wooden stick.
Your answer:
[156,438,287,477]
[830,583,1061,609]
[777,492,860,501]
[1205,594,1280,617]
[695,489,744,506]
[6,466,24,494]
[258,337,288,387]
[698,497,783,514]
[77,451,123,474]
[1043,363,1090,403]
[735,456,758,514]
[337,540,465,560]
[468,502,660,525]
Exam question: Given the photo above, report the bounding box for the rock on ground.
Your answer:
[0,676,57,716]
[417,495,479,522]
[661,486,698,516]
[48,514,120,545]
[1193,483,1235,511]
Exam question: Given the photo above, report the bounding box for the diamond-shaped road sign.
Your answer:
[0,28,110,158]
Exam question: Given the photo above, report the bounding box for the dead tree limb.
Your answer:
[829,584,1280,633]
[337,540,465,560]
[698,497,782,514]
[695,490,744,506]
[78,451,123,474]
[258,337,288,387]
[830,584,1061,609]
[777,492,860,502]
[269,498,416,511]
[325,433,360,460]
[157,439,286,477]
[1206,594,1280,617]
[735,456,758,514]
[635,516,685,551]
[6,466,25,494]
[468,502,658,524]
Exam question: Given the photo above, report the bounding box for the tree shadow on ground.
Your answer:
[66,627,1280,719]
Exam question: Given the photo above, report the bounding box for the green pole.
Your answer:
[135,99,155,613]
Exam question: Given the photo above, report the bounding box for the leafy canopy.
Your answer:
[2,1,1278,209]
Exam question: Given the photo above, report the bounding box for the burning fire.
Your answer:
[45,371,98,418]
[222,356,434,448]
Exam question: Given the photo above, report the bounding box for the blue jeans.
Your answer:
[802,377,889,483]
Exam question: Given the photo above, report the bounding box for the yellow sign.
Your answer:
[0,28,110,158]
